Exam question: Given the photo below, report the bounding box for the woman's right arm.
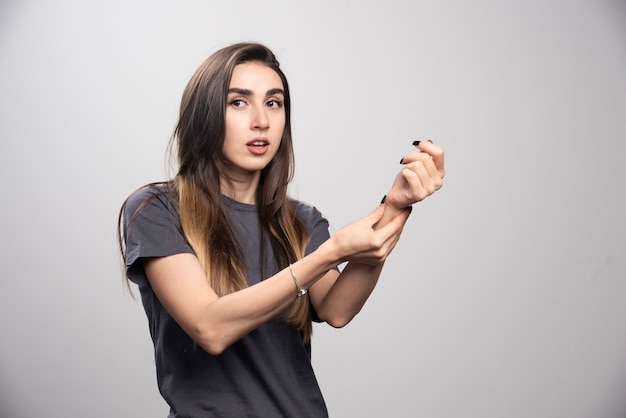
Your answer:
[142,208,406,355]
[143,250,330,355]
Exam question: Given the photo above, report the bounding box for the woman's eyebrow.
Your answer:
[227,87,284,97]
[266,88,285,97]
[228,87,252,96]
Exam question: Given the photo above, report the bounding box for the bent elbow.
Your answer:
[317,303,362,329]
[326,319,349,329]
[193,325,230,356]
[322,313,353,329]
[200,339,227,356]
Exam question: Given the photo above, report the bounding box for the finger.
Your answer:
[382,226,404,256]
[400,151,431,165]
[375,206,410,241]
[400,151,439,178]
[404,153,440,186]
[414,140,445,178]
[364,203,385,227]
[405,160,441,196]
[401,165,428,201]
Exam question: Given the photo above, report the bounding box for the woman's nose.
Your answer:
[251,106,269,130]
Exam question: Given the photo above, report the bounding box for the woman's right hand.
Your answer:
[329,204,411,266]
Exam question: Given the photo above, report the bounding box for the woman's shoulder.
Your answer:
[124,182,175,216]
[289,198,329,226]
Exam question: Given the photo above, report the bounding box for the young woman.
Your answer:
[118,42,444,417]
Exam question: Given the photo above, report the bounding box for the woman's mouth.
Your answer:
[246,139,270,155]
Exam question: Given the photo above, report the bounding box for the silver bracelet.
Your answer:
[288,264,307,297]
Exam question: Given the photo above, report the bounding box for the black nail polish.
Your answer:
[380,195,387,204]
[399,157,405,164]
[407,205,413,214]
[412,140,421,146]
[427,139,433,143]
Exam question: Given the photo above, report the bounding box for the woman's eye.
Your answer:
[230,99,245,108]
[267,100,282,108]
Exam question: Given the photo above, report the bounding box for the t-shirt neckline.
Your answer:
[221,195,257,213]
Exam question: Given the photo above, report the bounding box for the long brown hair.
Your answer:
[119,43,313,340]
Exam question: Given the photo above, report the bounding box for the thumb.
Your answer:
[365,203,386,226]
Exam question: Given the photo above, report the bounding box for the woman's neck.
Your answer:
[220,173,259,204]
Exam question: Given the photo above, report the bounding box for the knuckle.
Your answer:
[371,236,384,250]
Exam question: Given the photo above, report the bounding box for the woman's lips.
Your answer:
[246,139,269,155]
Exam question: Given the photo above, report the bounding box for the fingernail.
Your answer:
[412,140,421,146]
[427,139,433,143]
[380,195,387,204]
[399,157,404,164]
[407,205,413,214]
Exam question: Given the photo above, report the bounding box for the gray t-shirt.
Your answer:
[124,184,331,418]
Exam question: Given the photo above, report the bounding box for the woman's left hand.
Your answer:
[385,140,445,211]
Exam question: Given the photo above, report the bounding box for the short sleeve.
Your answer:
[305,211,331,256]
[289,200,332,256]
[123,186,194,285]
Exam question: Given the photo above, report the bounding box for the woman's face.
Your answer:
[222,61,286,181]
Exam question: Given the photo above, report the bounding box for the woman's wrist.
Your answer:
[381,193,410,212]
[375,200,411,230]
[383,200,407,215]
[317,235,345,267]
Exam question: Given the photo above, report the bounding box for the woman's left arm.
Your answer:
[308,260,383,328]
[309,141,445,328]
[307,208,406,328]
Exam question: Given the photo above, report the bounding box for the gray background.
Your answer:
[1,1,625,417]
